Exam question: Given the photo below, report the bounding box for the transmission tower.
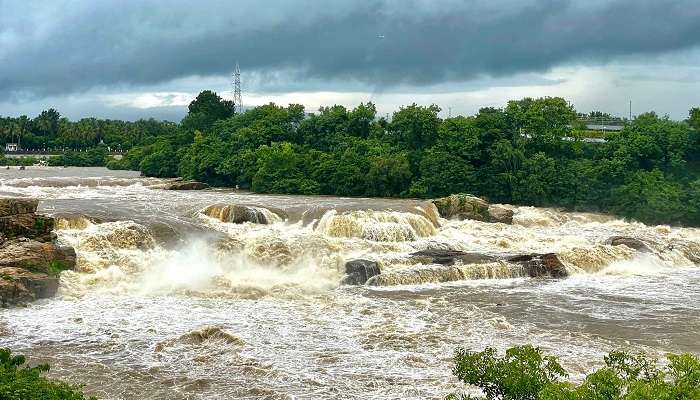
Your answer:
[233,63,242,114]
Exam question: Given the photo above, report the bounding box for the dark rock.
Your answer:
[507,253,568,278]
[410,249,498,266]
[488,205,514,224]
[342,259,381,285]
[164,181,209,190]
[605,236,652,253]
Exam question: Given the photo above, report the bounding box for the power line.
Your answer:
[233,63,242,114]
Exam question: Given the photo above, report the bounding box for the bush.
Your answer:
[0,348,95,400]
[449,345,700,400]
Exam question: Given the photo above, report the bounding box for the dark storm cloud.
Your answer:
[1,0,699,100]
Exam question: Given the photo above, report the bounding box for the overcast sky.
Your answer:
[1,0,699,121]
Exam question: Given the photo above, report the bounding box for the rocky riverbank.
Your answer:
[0,198,76,307]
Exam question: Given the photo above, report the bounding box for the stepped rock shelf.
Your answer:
[0,198,76,307]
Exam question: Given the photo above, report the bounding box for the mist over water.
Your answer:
[1,167,699,399]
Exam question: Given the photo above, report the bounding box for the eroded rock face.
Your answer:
[164,181,209,190]
[342,259,381,285]
[0,198,76,307]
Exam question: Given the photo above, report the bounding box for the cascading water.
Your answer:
[1,167,699,400]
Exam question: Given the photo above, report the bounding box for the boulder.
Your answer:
[0,267,59,307]
[605,236,652,253]
[410,249,498,266]
[431,194,490,221]
[507,253,568,278]
[164,181,209,190]
[342,259,381,285]
[488,205,514,224]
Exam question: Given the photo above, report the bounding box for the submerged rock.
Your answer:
[342,259,381,285]
[203,204,284,224]
[368,265,464,286]
[410,249,498,266]
[155,326,244,352]
[164,181,209,190]
[605,236,652,253]
[507,253,568,278]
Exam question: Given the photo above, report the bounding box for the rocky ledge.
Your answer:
[0,198,76,307]
[163,180,210,190]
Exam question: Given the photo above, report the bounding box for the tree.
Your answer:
[389,104,441,150]
[181,90,235,132]
[688,107,700,130]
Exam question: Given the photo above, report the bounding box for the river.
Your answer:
[1,167,699,399]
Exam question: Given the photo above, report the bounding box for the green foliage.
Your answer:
[449,346,700,400]
[0,348,95,400]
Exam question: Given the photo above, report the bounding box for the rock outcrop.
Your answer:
[0,198,76,307]
[341,259,381,285]
[431,194,513,224]
[164,181,209,190]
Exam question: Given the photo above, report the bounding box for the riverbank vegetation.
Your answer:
[0,348,94,399]
[449,345,700,399]
[3,91,700,226]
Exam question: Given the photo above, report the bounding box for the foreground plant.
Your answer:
[449,345,700,400]
[0,348,95,400]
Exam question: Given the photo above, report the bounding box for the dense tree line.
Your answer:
[106,90,700,226]
[0,108,177,150]
[3,90,700,226]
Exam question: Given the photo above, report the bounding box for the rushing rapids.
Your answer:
[1,167,699,399]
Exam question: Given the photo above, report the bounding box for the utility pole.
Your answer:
[629,100,632,121]
[233,63,242,114]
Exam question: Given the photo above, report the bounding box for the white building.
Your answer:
[5,143,19,152]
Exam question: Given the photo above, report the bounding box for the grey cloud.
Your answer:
[1,0,700,100]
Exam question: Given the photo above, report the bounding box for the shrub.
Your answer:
[0,348,95,400]
[449,345,700,400]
